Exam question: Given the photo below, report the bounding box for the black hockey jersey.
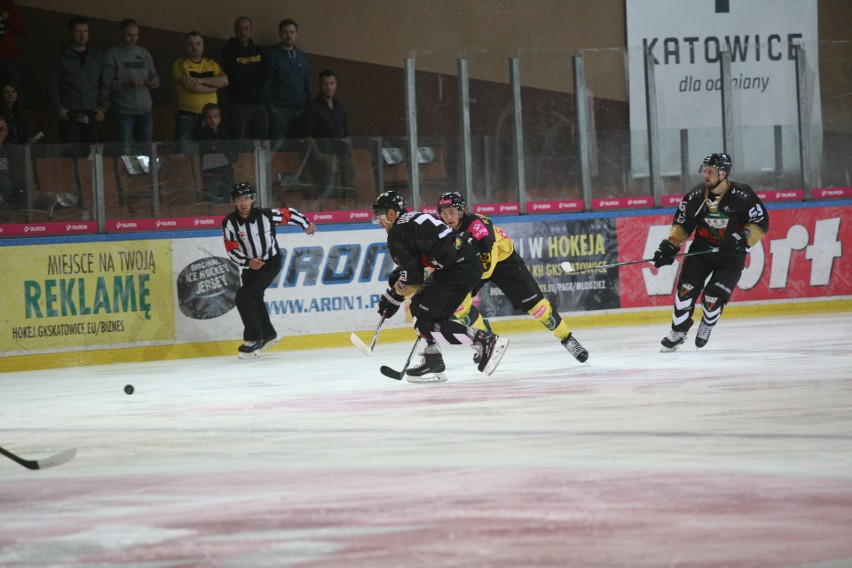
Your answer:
[671,181,769,250]
[386,211,462,287]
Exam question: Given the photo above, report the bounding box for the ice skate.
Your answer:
[695,322,713,348]
[660,329,688,352]
[260,334,282,354]
[473,330,509,375]
[561,333,589,363]
[238,340,264,359]
[406,344,448,383]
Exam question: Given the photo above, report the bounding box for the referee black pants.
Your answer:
[235,254,282,342]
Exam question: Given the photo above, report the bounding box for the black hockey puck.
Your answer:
[124,384,134,395]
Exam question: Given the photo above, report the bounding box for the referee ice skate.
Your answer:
[653,152,769,351]
[222,182,316,358]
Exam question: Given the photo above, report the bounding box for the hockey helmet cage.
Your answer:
[699,152,732,175]
[437,191,466,212]
[231,182,256,199]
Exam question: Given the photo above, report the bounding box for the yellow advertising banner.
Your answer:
[0,240,175,354]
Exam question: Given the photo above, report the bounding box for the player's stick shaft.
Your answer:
[369,315,386,351]
[562,249,717,273]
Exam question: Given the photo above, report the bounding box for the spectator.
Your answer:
[196,102,236,209]
[0,115,20,216]
[0,113,79,221]
[220,16,270,143]
[47,15,107,146]
[1,81,38,144]
[102,18,159,155]
[172,31,228,146]
[268,18,310,146]
[304,70,356,200]
[0,0,24,89]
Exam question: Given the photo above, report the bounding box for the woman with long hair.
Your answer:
[0,81,37,144]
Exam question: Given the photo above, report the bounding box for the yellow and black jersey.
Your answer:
[455,213,515,279]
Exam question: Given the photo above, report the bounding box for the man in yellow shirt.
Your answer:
[172,31,228,145]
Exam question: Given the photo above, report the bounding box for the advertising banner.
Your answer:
[171,226,396,343]
[617,205,851,309]
[477,217,620,317]
[0,240,175,355]
[626,0,820,174]
[3,204,845,361]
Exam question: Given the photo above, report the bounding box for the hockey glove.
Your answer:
[378,287,405,318]
[653,239,679,268]
[721,231,749,255]
[388,267,401,288]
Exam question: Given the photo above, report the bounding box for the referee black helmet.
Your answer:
[231,182,256,199]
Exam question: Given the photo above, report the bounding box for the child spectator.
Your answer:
[196,103,236,210]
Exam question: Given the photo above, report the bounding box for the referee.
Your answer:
[222,182,316,358]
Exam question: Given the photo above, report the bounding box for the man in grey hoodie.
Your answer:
[102,18,159,154]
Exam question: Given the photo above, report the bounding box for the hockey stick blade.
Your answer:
[380,337,421,381]
[561,249,717,274]
[0,446,77,470]
[351,316,387,357]
[380,365,404,380]
[350,333,373,357]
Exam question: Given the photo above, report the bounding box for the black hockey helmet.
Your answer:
[372,191,407,223]
[231,182,256,199]
[437,191,466,212]
[699,152,732,175]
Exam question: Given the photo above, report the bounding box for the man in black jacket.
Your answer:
[220,17,270,141]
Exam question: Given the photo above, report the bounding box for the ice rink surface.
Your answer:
[1,312,851,567]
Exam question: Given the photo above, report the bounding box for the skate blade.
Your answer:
[659,344,681,353]
[261,337,283,353]
[407,372,448,384]
[238,349,263,359]
[482,337,509,376]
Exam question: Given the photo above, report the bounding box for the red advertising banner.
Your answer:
[107,217,222,233]
[617,205,851,309]
[0,221,97,237]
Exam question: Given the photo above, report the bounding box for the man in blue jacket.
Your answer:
[267,18,311,147]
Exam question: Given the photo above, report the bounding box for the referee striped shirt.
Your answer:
[222,207,311,267]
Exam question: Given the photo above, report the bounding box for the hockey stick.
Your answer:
[0,446,77,470]
[350,315,386,357]
[561,249,718,273]
[380,337,421,381]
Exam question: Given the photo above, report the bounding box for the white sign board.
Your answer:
[626,0,820,177]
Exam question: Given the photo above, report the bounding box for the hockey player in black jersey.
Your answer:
[404,191,589,379]
[653,152,769,351]
[372,190,509,378]
[222,182,316,358]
